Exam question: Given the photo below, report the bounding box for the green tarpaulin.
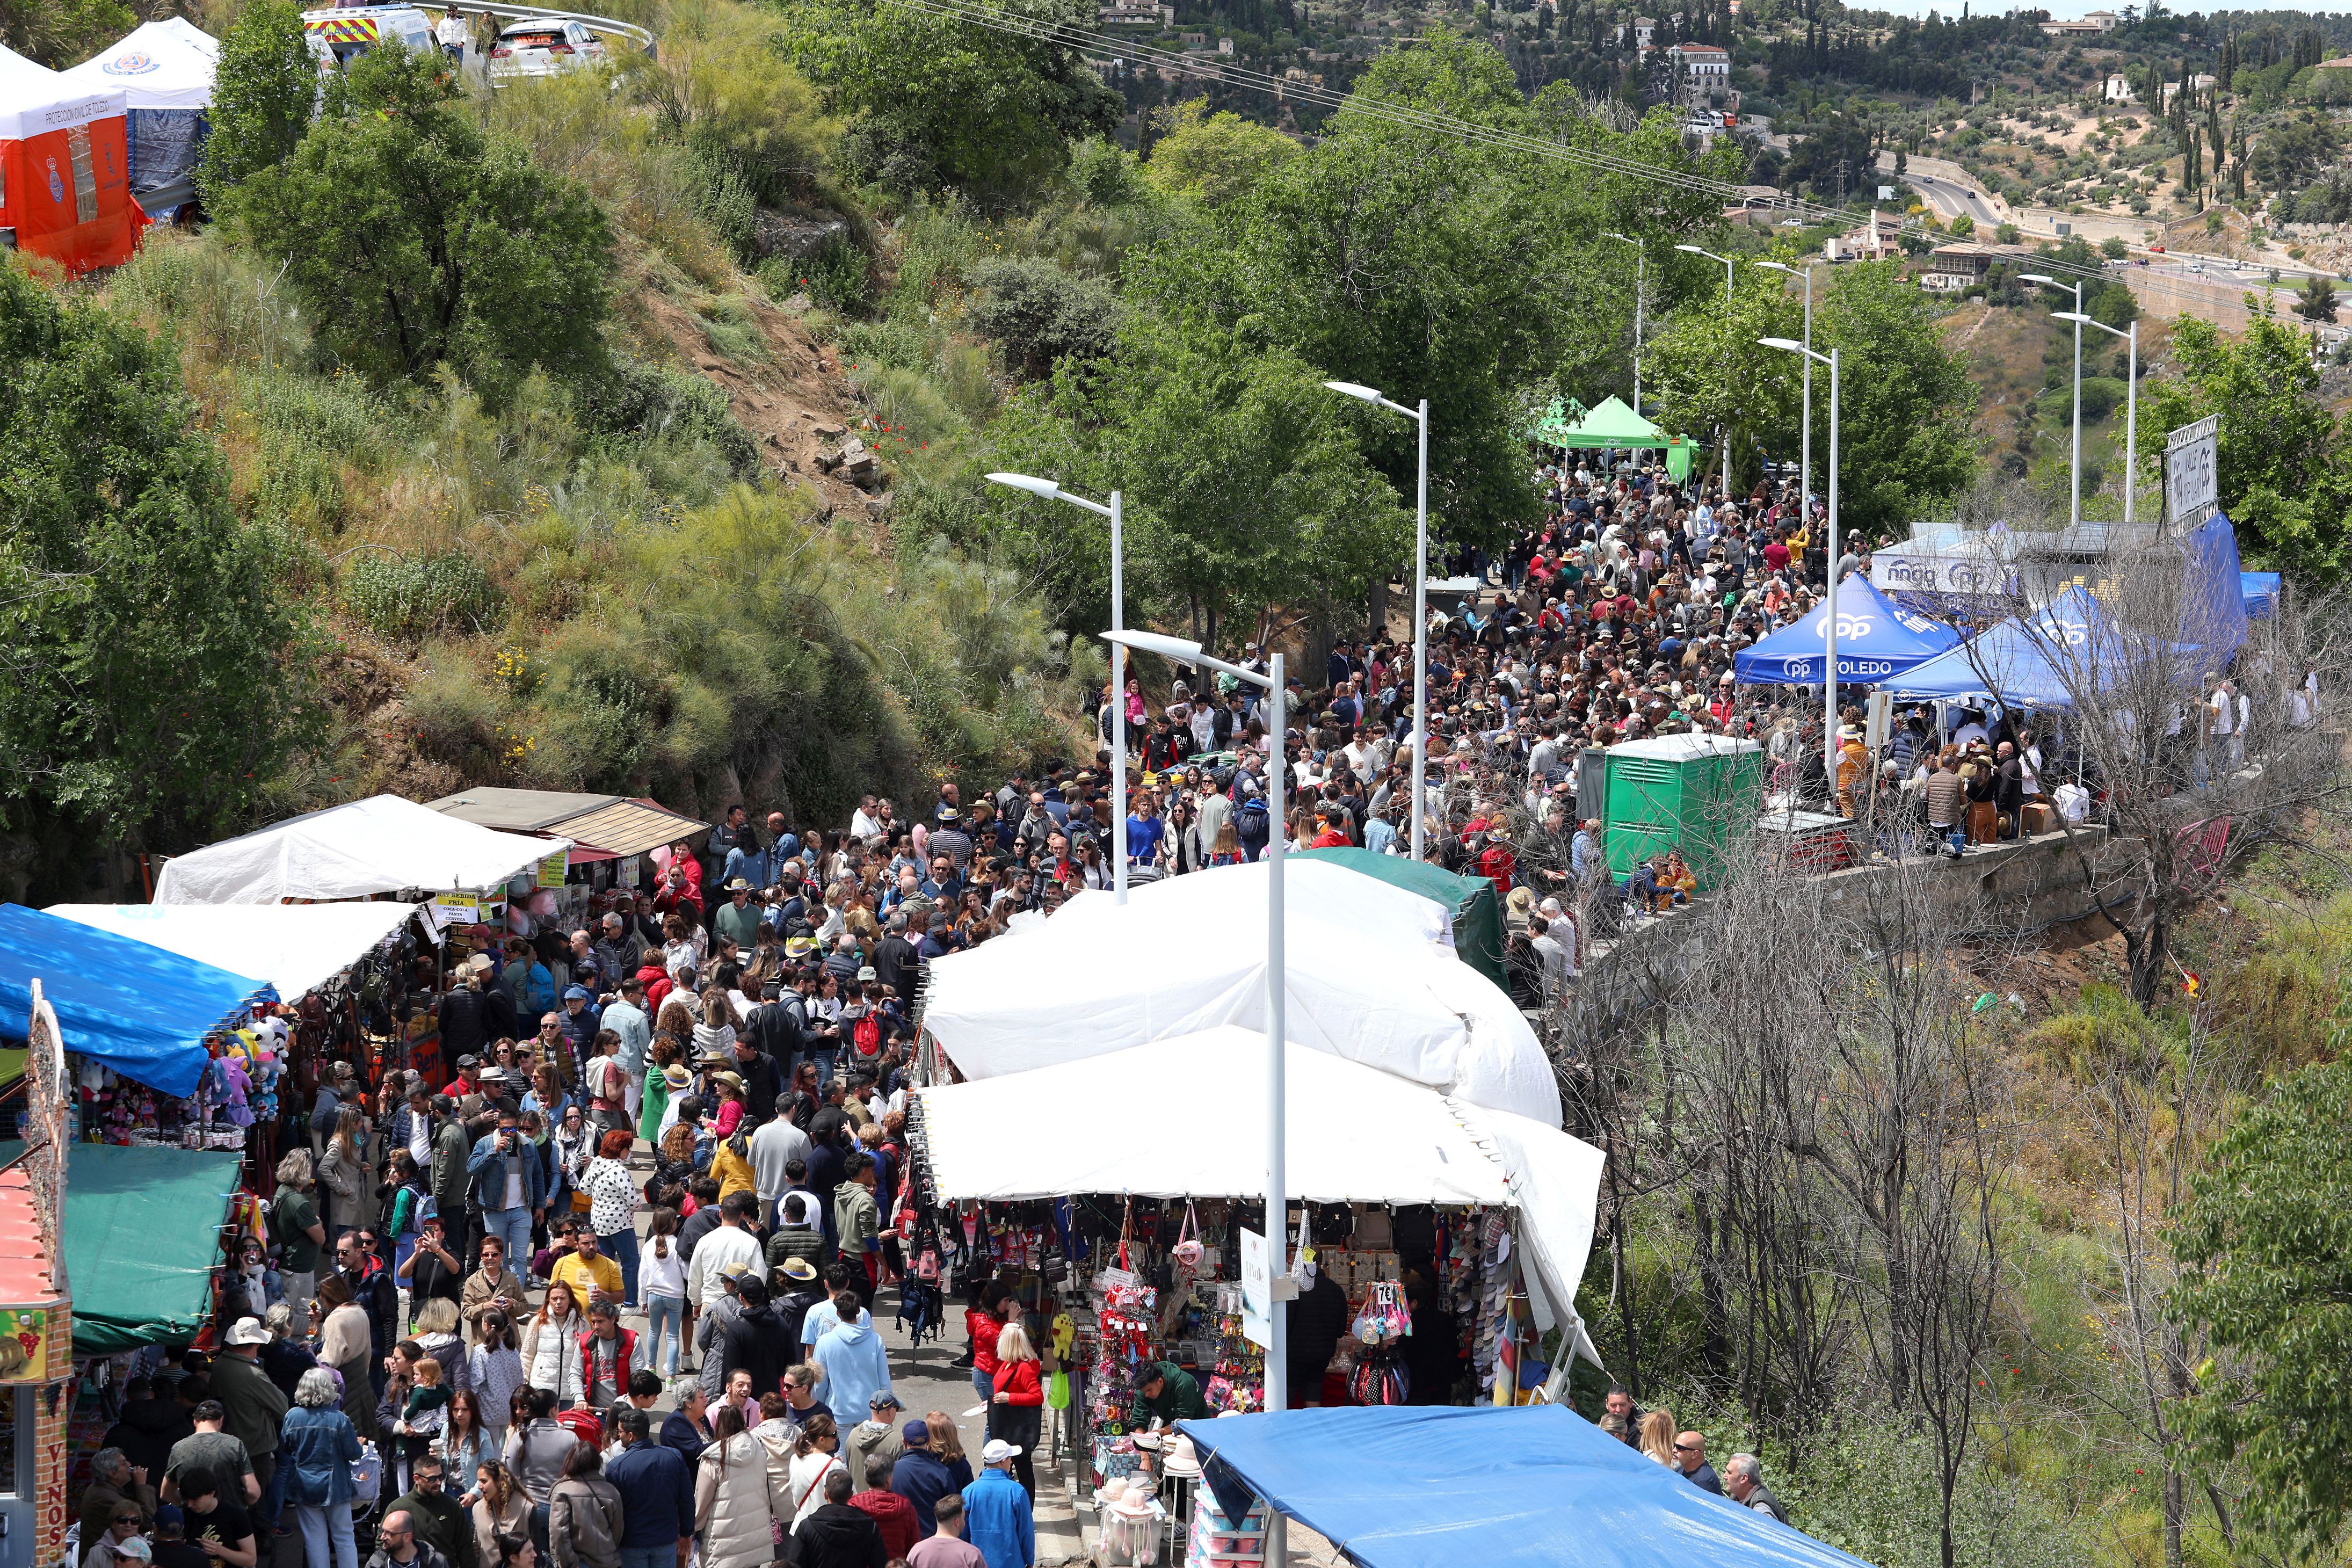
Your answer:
[1295,848,1508,995]
[1527,395,1694,482]
[0,1141,242,1352]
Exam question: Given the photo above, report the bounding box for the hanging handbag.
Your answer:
[1171,1202,1204,1271]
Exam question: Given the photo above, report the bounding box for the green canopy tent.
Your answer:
[0,1141,243,1352]
[1295,848,1508,994]
[1530,395,1695,483]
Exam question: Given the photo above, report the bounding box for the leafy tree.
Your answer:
[2297,274,2339,323]
[777,0,1122,193]
[197,0,317,200]
[2139,311,2347,584]
[968,257,1119,379]
[2101,234,2129,258]
[1948,212,1976,238]
[0,267,310,898]
[1645,260,1803,494]
[1142,102,1299,207]
[1130,32,1729,554]
[2089,278,2140,330]
[2170,1054,2352,1554]
[1816,260,1980,537]
[982,314,1412,652]
[1781,113,1876,204]
[226,48,612,405]
[0,0,127,68]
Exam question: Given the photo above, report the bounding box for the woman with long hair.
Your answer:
[640,1208,688,1378]
[411,1296,474,1397]
[1637,1409,1676,1466]
[783,1413,844,1533]
[548,1437,625,1568]
[921,1410,972,1487]
[318,1106,373,1246]
[468,1311,525,1450]
[693,1404,776,1568]
[440,1389,496,1506]
[692,990,739,1063]
[522,1281,584,1408]
[469,1460,531,1568]
[989,1322,1043,1497]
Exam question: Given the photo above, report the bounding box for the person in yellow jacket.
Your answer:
[1835,727,1869,817]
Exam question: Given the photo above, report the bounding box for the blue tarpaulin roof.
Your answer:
[2242,571,2282,618]
[1732,574,1961,686]
[1880,584,2203,709]
[1176,1405,1872,1568]
[0,904,272,1097]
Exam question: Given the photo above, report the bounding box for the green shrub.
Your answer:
[802,232,872,311]
[342,550,504,641]
[967,256,1117,377]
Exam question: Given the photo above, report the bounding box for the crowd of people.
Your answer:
[89,449,2108,1568]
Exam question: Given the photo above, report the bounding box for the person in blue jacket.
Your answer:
[604,1406,694,1568]
[959,1441,1032,1568]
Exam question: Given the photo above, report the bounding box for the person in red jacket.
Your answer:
[848,1456,920,1558]
[964,1280,1010,1405]
[988,1323,1044,1498]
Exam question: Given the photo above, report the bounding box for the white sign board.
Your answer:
[1239,1228,1272,1349]
[2166,413,2219,527]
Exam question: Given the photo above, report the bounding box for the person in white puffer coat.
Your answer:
[692,1407,776,1568]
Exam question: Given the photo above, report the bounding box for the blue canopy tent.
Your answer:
[0,904,272,1097]
[1881,585,2191,709]
[1177,1405,1872,1568]
[1732,574,1960,686]
[2241,572,2282,618]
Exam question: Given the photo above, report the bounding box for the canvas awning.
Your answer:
[1732,574,1961,686]
[1880,586,2192,710]
[46,901,417,1002]
[1294,847,1506,991]
[0,1142,244,1351]
[922,859,1562,1127]
[0,905,271,1097]
[916,1028,1603,1351]
[427,788,707,860]
[1177,1405,1876,1568]
[155,794,570,905]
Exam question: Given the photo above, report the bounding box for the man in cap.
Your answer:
[844,1389,905,1491]
[889,1421,959,1538]
[960,1441,1034,1568]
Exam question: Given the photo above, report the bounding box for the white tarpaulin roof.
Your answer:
[0,39,126,139]
[916,1027,1604,1355]
[921,858,1562,1128]
[155,794,569,905]
[57,19,216,110]
[47,901,418,1000]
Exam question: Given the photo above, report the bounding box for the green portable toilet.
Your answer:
[1601,733,1765,890]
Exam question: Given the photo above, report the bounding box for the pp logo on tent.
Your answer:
[102,49,159,74]
[1818,615,1874,641]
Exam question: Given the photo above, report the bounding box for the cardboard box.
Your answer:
[2022,802,2056,836]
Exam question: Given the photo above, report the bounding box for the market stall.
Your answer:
[1173,1404,1872,1568]
[920,859,1562,1127]
[904,1027,1603,1493]
[47,899,419,1003]
[154,792,569,910]
[1731,573,1960,688]
[1292,849,1506,992]
[426,786,710,932]
[1527,396,1697,483]
[56,17,216,216]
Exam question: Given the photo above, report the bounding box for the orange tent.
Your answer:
[0,41,147,274]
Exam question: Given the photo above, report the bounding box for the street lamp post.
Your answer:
[1103,627,1289,1563]
[1324,381,1431,862]
[989,472,1130,903]
[2053,310,2139,525]
[1602,232,1645,416]
[1757,259,1816,520]
[1678,244,1738,492]
[2022,273,2086,528]
[1761,336,1840,793]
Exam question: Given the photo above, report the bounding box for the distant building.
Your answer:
[1919,241,2032,291]
[1098,0,1166,25]
[2040,16,2111,35]
[1667,42,1731,108]
[2103,73,2133,100]
[1829,210,1905,262]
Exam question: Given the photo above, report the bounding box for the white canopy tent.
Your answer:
[921,858,1561,1128]
[155,794,568,906]
[914,1027,1605,1362]
[57,19,216,109]
[0,38,125,137]
[47,901,419,1001]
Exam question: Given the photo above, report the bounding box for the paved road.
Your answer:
[1908,168,2001,226]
